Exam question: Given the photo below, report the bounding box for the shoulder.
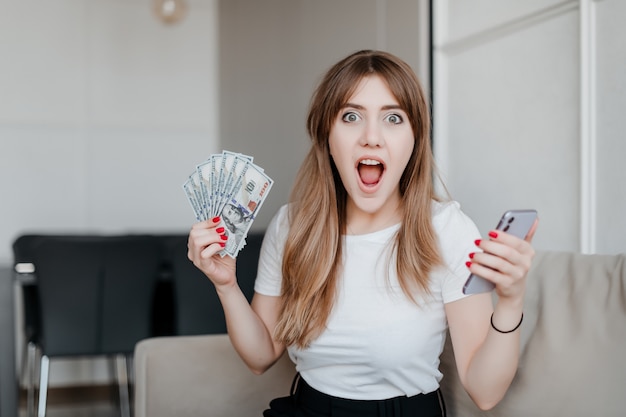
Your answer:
[262,203,291,254]
[431,200,481,263]
[432,200,479,237]
[266,204,290,236]
[429,201,481,302]
[255,204,291,296]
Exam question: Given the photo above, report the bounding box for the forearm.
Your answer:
[215,283,283,374]
[463,298,524,410]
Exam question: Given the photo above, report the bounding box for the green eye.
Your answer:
[342,112,360,123]
[385,114,403,124]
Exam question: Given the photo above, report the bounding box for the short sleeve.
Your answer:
[254,204,290,296]
[432,201,482,304]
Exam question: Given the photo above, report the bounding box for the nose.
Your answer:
[360,119,385,147]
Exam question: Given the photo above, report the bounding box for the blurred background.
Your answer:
[1,0,624,410]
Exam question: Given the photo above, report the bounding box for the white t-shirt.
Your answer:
[254,201,481,400]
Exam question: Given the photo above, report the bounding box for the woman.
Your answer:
[188,49,538,417]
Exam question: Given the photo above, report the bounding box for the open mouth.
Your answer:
[357,158,384,186]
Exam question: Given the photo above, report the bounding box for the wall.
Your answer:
[1,0,220,387]
[218,0,430,229]
[1,0,430,388]
[594,0,626,253]
[0,0,429,272]
[0,0,221,267]
[432,0,626,255]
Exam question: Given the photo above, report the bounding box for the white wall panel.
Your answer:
[594,0,626,254]
[86,128,214,231]
[0,0,87,124]
[435,7,580,252]
[1,127,88,260]
[437,0,570,44]
[87,1,218,130]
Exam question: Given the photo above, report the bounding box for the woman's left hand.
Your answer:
[468,219,539,300]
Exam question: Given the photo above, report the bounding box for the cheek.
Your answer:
[394,135,415,174]
[328,130,343,161]
[404,141,415,161]
[396,132,415,154]
[328,136,336,159]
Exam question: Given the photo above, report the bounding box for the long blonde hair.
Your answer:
[275,50,442,348]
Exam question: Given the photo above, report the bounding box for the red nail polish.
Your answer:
[488,231,498,239]
[219,242,226,247]
[212,216,221,223]
[469,252,475,259]
[216,227,225,233]
[474,239,481,246]
[220,234,228,241]
[465,261,472,268]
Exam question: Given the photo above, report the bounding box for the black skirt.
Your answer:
[263,374,446,417]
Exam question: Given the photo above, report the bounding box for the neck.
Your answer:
[345,200,403,235]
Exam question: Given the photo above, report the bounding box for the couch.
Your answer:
[133,251,626,417]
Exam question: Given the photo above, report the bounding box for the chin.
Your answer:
[349,197,388,216]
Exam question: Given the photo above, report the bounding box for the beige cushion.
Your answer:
[134,334,296,417]
[439,251,626,417]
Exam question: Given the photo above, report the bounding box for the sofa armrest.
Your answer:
[134,334,295,417]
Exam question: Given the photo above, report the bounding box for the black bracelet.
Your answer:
[490,312,523,334]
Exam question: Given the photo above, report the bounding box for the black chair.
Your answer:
[13,234,107,417]
[12,236,45,346]
[169,232,264,335]
[12,235,52,417]
[31,236,161,417]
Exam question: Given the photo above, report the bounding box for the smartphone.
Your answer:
[462,209,538,295]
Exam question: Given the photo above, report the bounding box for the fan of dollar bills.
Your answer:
[182,150,273,258]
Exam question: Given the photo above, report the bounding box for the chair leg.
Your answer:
[26,342,38,417]
[115,354,131,417]
[37,355,50,417]
[20,339,30,385]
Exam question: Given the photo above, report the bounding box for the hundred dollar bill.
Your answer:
[218,151,240,213]
[219,162,273,257]
[196,160,213,220]
[182,176,203,221]
[215,153,232,217]
[209,154,222,217]
[218,153,253,215]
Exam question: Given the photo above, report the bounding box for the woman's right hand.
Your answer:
[187,216,237,289]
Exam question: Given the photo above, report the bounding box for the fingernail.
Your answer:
[219,242,226,247]
[469,252,475,259]
[474,239,481,246]
[465,261,472,268]
[220,234,228,241]
[216,227,225,233]
[212,216,221,223]
[488,231,498,239]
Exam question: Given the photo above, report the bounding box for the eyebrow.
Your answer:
[343,102,404,111]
